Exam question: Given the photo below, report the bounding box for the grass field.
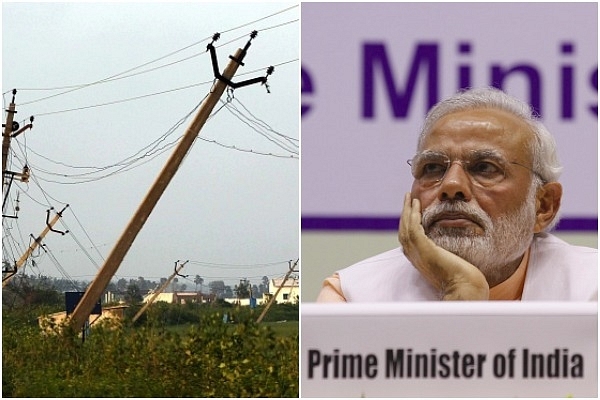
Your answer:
[166,320,298,337]
[263,320,299,336]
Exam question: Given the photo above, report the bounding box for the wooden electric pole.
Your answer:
[69,32,273,334]
[131,260,187,323]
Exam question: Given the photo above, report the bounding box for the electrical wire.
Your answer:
[3,6,299,287]
[197,137,299,159]
[24,56,298,118]
[30,80,213,117]
[38,242,79,290]
[14,5,298,106]
[17,95,206,184]
[66,207,106,263]
[232,96,299,146]
[223,99,299,154]
[188,259,294,268]
[2,224,22,268]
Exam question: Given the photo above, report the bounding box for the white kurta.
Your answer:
[338,233,598,302]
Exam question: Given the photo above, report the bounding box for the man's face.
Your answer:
[410,108,539,285]
[412,108,536,222]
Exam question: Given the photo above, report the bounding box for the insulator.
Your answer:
[20,165,30,183]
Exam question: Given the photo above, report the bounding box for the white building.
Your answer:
[142,292,206,304]
[270,276,299,304]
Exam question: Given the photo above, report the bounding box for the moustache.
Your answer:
[421,201,492,232]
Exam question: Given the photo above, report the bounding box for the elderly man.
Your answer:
[317,87,597,302]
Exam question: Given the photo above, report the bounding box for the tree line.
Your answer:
[2,273,273,308]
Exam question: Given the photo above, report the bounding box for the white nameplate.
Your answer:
[301,302,597,397]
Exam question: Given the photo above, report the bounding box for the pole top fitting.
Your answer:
[207,32,221,51]
[262,66,275,93]
[242,30,259,53]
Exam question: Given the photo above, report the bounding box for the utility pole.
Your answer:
[69,31,273,334]
[3,89,34,221]
[256,259,298,323]
[2,90,18,185]
[2,205,69,286]
[3,89,33,189]
[131,260,188,323]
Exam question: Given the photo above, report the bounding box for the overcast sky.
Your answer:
[2,2,299,290]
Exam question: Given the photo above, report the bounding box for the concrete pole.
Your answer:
[2,206,69,287]
[69,48,245,333]
[2,90,17,187]
[131,261,186,323]
[256,259,298,323]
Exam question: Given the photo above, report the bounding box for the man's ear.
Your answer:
[534,182,562,233]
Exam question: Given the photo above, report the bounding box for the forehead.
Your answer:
[420,108,534,159]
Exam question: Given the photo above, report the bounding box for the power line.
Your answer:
[65,207,106,263]
[187,259,294,268]
[197,137,299,159]
[222,98,299,154]
[23,58,298,117]
[13,96,205,184]
[38,242,80,290]
[3,6,299,292]
[19,86,298,187]
[13,6,298,106]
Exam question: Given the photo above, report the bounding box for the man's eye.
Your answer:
[422,163,447,176]
[470,161,501,176]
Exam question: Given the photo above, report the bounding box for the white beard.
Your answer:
[421,184,538,286]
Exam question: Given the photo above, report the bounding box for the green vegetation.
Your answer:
[3,298,298,397]
[126,299,298,326]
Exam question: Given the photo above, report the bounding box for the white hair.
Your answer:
[418,87,563,231]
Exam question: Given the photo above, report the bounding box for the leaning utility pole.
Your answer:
[256,259,298,323]
[131,260,188,323]
[2,205,69,286]
[69,31,273,334]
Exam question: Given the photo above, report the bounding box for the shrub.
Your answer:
[2,308,298,397]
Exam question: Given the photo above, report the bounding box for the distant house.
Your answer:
[38,304,129,333]
[141,291,208,305]
[220,277,300,306]
[270,276,299,304]
[223,297,261,307]
[221,276,299,306]
[142,277,300,307]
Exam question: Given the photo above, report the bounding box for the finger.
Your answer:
[402,193,412,226]
[408,197,427,243]
[399,193,412,243]
[410,197,422,228]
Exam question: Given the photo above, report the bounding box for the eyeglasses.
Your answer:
[407,150,545,188]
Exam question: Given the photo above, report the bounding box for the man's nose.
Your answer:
[438,162,473,201]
